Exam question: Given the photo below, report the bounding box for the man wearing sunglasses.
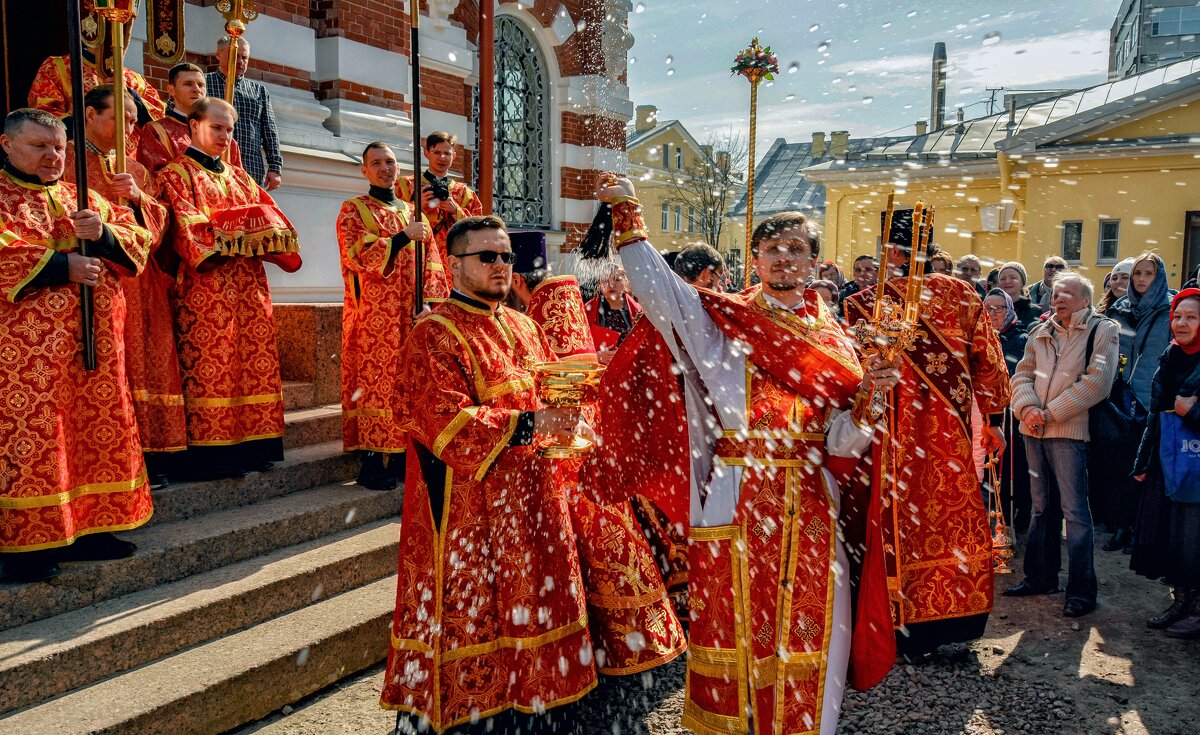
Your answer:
[1030,255,1069,310]
[382,215,600,732]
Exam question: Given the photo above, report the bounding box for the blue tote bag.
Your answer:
[1159,411,1200,502]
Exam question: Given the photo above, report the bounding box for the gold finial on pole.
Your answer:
[217,1,259,105]
[732,38,779,288]
[92,1,142,187]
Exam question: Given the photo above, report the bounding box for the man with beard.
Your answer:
[382,215,599,732]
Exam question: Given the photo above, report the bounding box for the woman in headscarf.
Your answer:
[1132,289,1200,638]
[983,288,1031,536]
[817,260,845,288]
[1110,253,1175,554]
[996,262,1045,331]
[1098,258,1135,314]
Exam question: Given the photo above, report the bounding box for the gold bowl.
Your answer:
[531,361,605,457]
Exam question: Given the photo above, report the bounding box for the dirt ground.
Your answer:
[233,540,1200,735]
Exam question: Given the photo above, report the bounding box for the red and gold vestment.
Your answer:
[396,176,482,266]
[65,142,185,454]
[381,296,596,730]
[335,193,449,453]
[523,274,687,675]
[28,55,166,123]
[156,155,300,449]
[844,274,1011,642]
[0,169,152,551]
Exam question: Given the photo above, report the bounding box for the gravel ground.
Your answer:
[234,542,1200,735]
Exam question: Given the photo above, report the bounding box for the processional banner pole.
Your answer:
[409,0,425,322]
[93,1,142,198]
[67,0,97,371]
[217,1,257,160]
[731,38,778,288]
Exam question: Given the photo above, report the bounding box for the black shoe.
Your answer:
[357,473,398,491]
[1003,581,1060,597]
[1148,590,1191,629]
[3,552,62,583]
[148,473,170,490]
[1123,544,1134,555]
[246,460,275,473]
[1103,528,1132,552]
[1063,599,1096,618]
[63,533,137,561]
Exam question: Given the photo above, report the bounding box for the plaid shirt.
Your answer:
[204,72,282,185]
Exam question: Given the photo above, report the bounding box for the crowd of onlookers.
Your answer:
[812,248,1200,635]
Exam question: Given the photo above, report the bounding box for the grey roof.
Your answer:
[627,121,675,149]
[824,55,1200,167]
[727,135,910,217]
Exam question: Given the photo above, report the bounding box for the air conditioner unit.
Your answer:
[979,202,1016,232]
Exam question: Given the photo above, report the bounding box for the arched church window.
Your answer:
[492,16,550,228]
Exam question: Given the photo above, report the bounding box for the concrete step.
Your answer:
[283,404,343,450]
[147,441,356,528]
[0,520,400,716]
[282,380,318,411]
[0,482,401,632]
[0,577,396,735]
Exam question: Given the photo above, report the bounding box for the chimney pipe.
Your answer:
[830,130,850,158]
[915,120,928,136]
[635,105,657,133]
[955,105,966,133]
[811,131,826,155]
[930,42,947,131]
[1005,96,1018,137]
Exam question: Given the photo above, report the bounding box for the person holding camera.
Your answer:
[396,131,482,266]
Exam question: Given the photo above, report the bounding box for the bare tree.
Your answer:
[663,131,747,251]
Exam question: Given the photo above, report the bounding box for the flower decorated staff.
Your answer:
[731,37,779,287]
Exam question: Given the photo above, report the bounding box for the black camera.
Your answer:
[423,171,451,201]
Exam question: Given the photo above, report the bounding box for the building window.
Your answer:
[688,206,696,233]
[661,202,670,230]
[663,144,671,169]
[492,16,551,228]
[674,205,683,232]
[1098,219,1120,263]
[1061,221,1083,263]
[1150,6,1200,37]
[676,147,684,169]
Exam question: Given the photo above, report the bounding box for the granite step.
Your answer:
[0,520,400,715]
[0,482,401,632]
[0,577,396,735]
[282,380,318,411]
[283,404,343,450]
[146,440,357,528]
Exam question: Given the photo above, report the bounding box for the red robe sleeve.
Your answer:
[156,162,218,271]
[89,190,152,279]
[0,216,61,302]
[336,198,406,278]
[398,317,528,483]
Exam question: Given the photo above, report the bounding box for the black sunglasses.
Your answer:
[456,250,516,265]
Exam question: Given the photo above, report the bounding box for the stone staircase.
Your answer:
[0,304,401,734]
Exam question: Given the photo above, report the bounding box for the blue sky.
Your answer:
[627,0,1120,151]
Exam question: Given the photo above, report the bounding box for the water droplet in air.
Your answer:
[629,56,636,64]
[817,41,830,52]
[448,52,457,63]
[983,31,1002,46]
[785,94,796,101]
[862,96,874,105]
[788,62,800,73]
[635,2,646,13]
[809,23,820,32]
[907,9,917,17]
[882,21,892,28]
[666,68,675,76]
[665,55,673,64]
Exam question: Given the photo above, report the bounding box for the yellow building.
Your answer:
[805,59,1200,287]
[626,105,745,259]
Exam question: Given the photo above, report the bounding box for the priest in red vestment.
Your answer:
[382,215,599,733]
[64,86,183,488]
[336,141,442,490]
[843,210,1012,659]
[0,109,153,582]
[156,98,301,480]
[396,131,482,267]
[136,62,243,174]
[589,174,900,735]
[506,231,687,676]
